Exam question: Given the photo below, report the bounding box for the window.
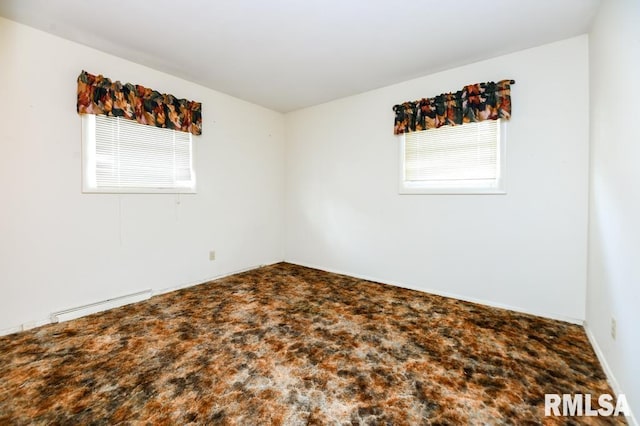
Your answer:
[399,119,506,194]
[81,114,196,193]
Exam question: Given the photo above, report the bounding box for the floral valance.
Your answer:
[393,79,514,135]
[77,70,202,135]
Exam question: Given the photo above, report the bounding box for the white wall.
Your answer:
[285,36,590,322]
[0,17,285,334]
[588,0,640,419]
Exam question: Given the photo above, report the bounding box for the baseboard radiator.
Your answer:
[50,289,152,323]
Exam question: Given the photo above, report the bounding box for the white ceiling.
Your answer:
[0,0,600,112]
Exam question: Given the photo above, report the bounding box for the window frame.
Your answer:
[398,119,507,195]
[81,114,197,194]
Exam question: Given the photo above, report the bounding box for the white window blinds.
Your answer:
[404,119,499,182]
[399,119,505,194]
[82,114,196,193]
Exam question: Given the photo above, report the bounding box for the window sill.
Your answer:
[82,187,197,194]
[399,184,506,195]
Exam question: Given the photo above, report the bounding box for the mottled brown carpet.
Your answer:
[0,263,624,425]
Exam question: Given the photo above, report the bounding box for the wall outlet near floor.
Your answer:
[610,317,617,340]
[209,250,216,261]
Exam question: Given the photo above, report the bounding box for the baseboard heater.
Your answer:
[50,289,152,323]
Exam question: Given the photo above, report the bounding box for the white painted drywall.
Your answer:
[285,36,590,322]
[588,0,640,419]
[0,17,285,333]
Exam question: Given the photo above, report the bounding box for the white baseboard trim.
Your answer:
[0,260,283,337]
[584,323,637,426]
[286,260,584,325]
[0,317,52,337]
[0,260,581,335]
[51,289,152,324]
[152,261,282,297]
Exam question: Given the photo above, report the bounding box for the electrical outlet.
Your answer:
[209,250,216,261]
[611,317,617,340]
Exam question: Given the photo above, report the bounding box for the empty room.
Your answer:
[0,0,638,424]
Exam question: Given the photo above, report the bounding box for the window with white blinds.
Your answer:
[81,114,196,193]
[399,119,506,194]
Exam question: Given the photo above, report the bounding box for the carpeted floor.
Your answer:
[0,263,625,425]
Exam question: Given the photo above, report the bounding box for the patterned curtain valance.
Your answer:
[77,70,202,135]
[392,79,514,135]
